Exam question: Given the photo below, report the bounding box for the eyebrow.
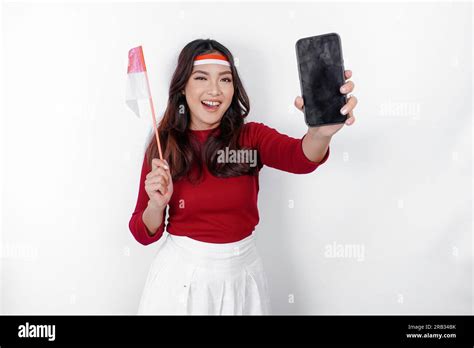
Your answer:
[192,70,232,76]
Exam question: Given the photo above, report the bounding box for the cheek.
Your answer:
[223,86,234,106]
[185,90,202,105]
[185,81,203,98]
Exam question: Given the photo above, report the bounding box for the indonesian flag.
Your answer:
[126,46,152,119]
[126,45,163,159]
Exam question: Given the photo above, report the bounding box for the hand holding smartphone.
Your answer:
[296,33,348,127]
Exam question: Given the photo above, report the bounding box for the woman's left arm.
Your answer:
[297,69,358,163]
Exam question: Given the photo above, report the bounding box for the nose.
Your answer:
[208,78,222,96]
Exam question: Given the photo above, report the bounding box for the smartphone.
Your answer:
[295,33,347,127]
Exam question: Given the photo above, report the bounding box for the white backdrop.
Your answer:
[1,1,472,314]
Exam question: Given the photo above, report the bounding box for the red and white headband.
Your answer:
[193,53,231,67]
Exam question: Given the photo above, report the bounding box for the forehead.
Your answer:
[192,64,232,74]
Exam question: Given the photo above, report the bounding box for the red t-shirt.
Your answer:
[129,121,330,245]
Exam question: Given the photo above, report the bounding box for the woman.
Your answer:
[129,38,358,315]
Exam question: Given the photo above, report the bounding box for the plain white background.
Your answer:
[0,1,472,314]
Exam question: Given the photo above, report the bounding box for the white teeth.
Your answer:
[202,100,221,106]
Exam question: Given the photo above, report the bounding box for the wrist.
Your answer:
[308,127,332,141]
[147,200,166,212]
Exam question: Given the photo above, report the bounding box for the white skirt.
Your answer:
[137,231,272,315]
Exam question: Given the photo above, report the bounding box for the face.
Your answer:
[183,63,234,130]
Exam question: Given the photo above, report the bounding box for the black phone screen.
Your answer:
[296,33,347,127]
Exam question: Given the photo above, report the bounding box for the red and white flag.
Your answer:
[126,46,151,118]
[126,46,163,159]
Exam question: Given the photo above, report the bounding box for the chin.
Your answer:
[198,114,224,126]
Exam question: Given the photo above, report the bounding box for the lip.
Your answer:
[201,100,221,112]
[201,99,222,103]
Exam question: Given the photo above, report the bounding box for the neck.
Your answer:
[189,120,220,131]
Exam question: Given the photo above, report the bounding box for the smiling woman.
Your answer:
[148,39,256,181]
[129,38,340,315]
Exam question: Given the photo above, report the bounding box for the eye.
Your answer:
[194,76,232,82]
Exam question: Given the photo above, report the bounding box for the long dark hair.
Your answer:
[145,38,258,183]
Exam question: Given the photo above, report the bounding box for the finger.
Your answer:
[156,182,167,195]
[340,95,358,115]
[344,70,352,80]
[345,111,356,125]
[340,81,354,94]
[165,168,173,189]
[148,172,168,190]
[160,172,169,186]
[152,158,170,171]
[345,97,357,125]
[149,167,168,180]
[294,96,304,111]
[148,164,172,186]
[148,182,167,195]
[147,175,167,186]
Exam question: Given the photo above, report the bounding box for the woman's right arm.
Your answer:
[128,155,168,246]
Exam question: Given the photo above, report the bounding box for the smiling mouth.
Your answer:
[201,100,221,111]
